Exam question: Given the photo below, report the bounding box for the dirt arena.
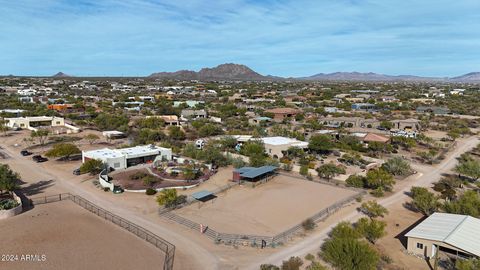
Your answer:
[175,175,359,235]
[0,201,164,270]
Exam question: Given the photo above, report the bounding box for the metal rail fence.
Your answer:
[29,193,175,270]
[160,188,364,248]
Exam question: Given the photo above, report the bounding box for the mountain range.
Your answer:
[50,64,480,82]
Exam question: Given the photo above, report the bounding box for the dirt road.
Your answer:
[246,136,479,269]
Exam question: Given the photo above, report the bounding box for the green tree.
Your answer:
[316,163,345,180]
[359,201,389,219]
[308,135,333,153]
[198,123,223,137]
[31,129,49,145]
[379,121,394,130]
[94,113,129,131]
[365,169,395,191]
[321,235,379,270]
[355,217,387,244]
[156,189,186,208]
[455,158,480,181]
[443,190,480,218]
[84,133,100,145]
[45,143,81,159]
[329,221,361,239]
[346,174,367,188]
[0,164,19,194]
[80,159,104,175]
[381,157,412,176]
[168,126,186,141]
[409,186,439,216]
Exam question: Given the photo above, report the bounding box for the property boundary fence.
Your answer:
[29,193,175,270]
[159,177,365,248]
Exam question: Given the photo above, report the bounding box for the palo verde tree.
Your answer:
[359,201,389,219]
[45,143,81,160]
[316,163,345,180]
[409,186,439,216]
[31,129,49,145]
[79,159,104,175]
[0,164,19,194]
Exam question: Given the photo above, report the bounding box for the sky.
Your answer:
[1,0,480,77]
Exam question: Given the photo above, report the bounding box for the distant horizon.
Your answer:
[1,1,480,77]
[0,64,475,79]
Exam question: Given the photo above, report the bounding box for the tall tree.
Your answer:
[0,164,19,194]
[359,201,389,219]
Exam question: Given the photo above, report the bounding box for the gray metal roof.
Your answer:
[191,190,213,200]
[405,212,480,256]
[236,166,277,179]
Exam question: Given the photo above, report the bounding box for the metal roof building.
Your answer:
[405,212,480,259]
[233,166,278,182]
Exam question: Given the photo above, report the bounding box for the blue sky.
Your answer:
[1,0,480,77]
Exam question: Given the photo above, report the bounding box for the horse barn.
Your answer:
[405,213,480,259]
[232,166,278,182]
[82,144,172,170]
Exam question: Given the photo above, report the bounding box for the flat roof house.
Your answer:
[405,213,480,259]
[82,145,172,170]
[260,136,308,158]
[4,116,80,133]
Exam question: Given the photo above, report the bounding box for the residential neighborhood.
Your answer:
[2,1,480,270]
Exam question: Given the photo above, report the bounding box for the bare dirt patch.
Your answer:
[0,201,164,270]
[175,175,358,235]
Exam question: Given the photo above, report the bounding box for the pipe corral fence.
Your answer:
[29,193,175,270]
[159,173,366,248]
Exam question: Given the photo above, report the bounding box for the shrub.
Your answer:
[142,175,157,186]
[130,171,148,180]
[302,218,316,231]
[281,256,303,270]
[0,199,19,210]
[346,175,366,188]
[145,188,157,195]
[103,187,110,192]
[300,165,309,176]
[80,159,104,175]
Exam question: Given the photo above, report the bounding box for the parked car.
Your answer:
[32,155,48,163]
[20,150,32,156]
[73,168,81,175]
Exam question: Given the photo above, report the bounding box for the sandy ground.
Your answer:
[0,201,163,270]
[175,175,358,235]
[375,202,429,270]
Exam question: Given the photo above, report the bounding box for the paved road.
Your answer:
[1,144,220,270]
[245,136,479,269]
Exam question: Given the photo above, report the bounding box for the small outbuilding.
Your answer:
[405,212,480,259]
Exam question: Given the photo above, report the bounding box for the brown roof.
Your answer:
[363,133,390,143]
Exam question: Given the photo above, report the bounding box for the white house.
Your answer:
[260,136,309,158]
[82,145,172,170]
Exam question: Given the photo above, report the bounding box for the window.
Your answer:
[417,243,423,249]
[114,162,120,168]
[56,121,61,124]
